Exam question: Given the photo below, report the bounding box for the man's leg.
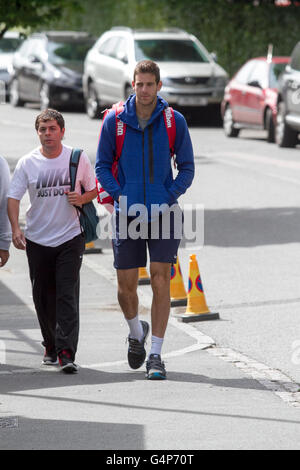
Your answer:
[55,234,85,366]
[117,268,150,369]
[26,239,57,356]
[117,268,139,321]
[150,261,171,347]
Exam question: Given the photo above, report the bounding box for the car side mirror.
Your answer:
[116,51,128,64]
[247,80,262,89]
[210,52,218,62]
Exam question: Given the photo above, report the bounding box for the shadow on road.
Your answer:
[204,206,300,247]
[0,416,144,450]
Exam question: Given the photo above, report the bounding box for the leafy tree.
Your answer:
[0,0,82,38]
[43,0,300,76]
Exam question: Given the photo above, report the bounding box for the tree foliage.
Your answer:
[0,0,82,38]
[17,0,300,76]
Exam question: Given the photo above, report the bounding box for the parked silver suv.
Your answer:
[83,27,228,118]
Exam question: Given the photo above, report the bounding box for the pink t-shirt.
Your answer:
[8,145,96,247]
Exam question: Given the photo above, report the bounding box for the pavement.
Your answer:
[1,112,300,450]
[0,236,300,450]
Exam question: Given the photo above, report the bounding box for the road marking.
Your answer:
[1,255,299,409]
[210,151,300,171]
[81,256,216,370]
[82,256,300,409]
[211,154,300,187]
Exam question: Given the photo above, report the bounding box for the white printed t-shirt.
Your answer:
[8,145,96,247]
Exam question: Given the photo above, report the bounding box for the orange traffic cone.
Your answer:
[84,241,102,254]
[180,254,219,323]
[138,267,151,285]
[170,258,187,307]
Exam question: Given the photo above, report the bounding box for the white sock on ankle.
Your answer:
[149,335,164,357]
[126,315,144,342]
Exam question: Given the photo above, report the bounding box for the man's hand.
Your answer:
[12,229,26,251]
[66,191,83,207]
[0,250,9,267]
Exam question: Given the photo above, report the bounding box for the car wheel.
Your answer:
[9,79,24,107]
[223,106,239,137]
[40,83,52,110]
[265,108,275,143]
[276,101,298,148]
[86,82,101,119]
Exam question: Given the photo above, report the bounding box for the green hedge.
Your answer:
[47,0,300,76]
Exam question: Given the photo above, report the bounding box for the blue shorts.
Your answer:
[112,211,183,270]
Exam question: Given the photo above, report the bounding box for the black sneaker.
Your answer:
[146,354,167,380]
[58,350,78,374]
[127,320,150,370]
[42,348,58,366]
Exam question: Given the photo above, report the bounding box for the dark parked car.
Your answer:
[276,42,300,147]
[9,31,95,110]
[0,31,24,101]
[221,56,290,142]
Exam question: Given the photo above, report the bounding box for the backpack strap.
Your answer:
[114,103,126,162]
[163,107,176,167]
[69,148,83,192]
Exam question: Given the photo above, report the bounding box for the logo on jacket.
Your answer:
[164,107,173,128]
[117,120,125,136]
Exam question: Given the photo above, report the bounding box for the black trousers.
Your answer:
[26,234,85,360]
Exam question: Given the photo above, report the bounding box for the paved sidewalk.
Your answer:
[0,244,300,450]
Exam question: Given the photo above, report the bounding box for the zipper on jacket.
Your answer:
[142,131,146,205]
[148,124,154,184]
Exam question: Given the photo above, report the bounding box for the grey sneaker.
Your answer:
[146,354,166,380]
[127,320,150,370]
[42,348,58,366]
[58,350,78,374]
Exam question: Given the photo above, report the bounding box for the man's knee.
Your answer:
[150,264,171,293]
[117,269,139,296]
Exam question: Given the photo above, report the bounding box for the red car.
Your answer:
[221,56,290,142]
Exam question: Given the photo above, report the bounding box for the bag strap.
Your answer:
[163,107,176,166]
[114,103,126,162]
[69,148,83,192]
[69,148,85,226]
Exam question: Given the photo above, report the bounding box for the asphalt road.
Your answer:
[0,103,300,450]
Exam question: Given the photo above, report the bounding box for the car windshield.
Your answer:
[269,62,288,88]
[0,37,23,53]
[134,39,209,63]
[47,39,94,65]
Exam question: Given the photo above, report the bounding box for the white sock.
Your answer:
[149,335,164,357]
[126,315,144,342]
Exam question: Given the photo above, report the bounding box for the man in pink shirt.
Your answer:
[8,109,97,373]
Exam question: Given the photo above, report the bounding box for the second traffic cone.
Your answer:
[138,267,151,285]
[180,254,219,323]
[170,258,187,307]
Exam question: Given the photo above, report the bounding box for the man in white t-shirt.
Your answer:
[8,109,97,373]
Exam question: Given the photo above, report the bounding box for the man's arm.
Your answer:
[66,188,98,206]
[167,112,195,203]
[0,157,12,266]
[7,198,26,251]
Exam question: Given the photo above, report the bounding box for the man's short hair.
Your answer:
[133,60,161,84]
[35,109,65,131]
